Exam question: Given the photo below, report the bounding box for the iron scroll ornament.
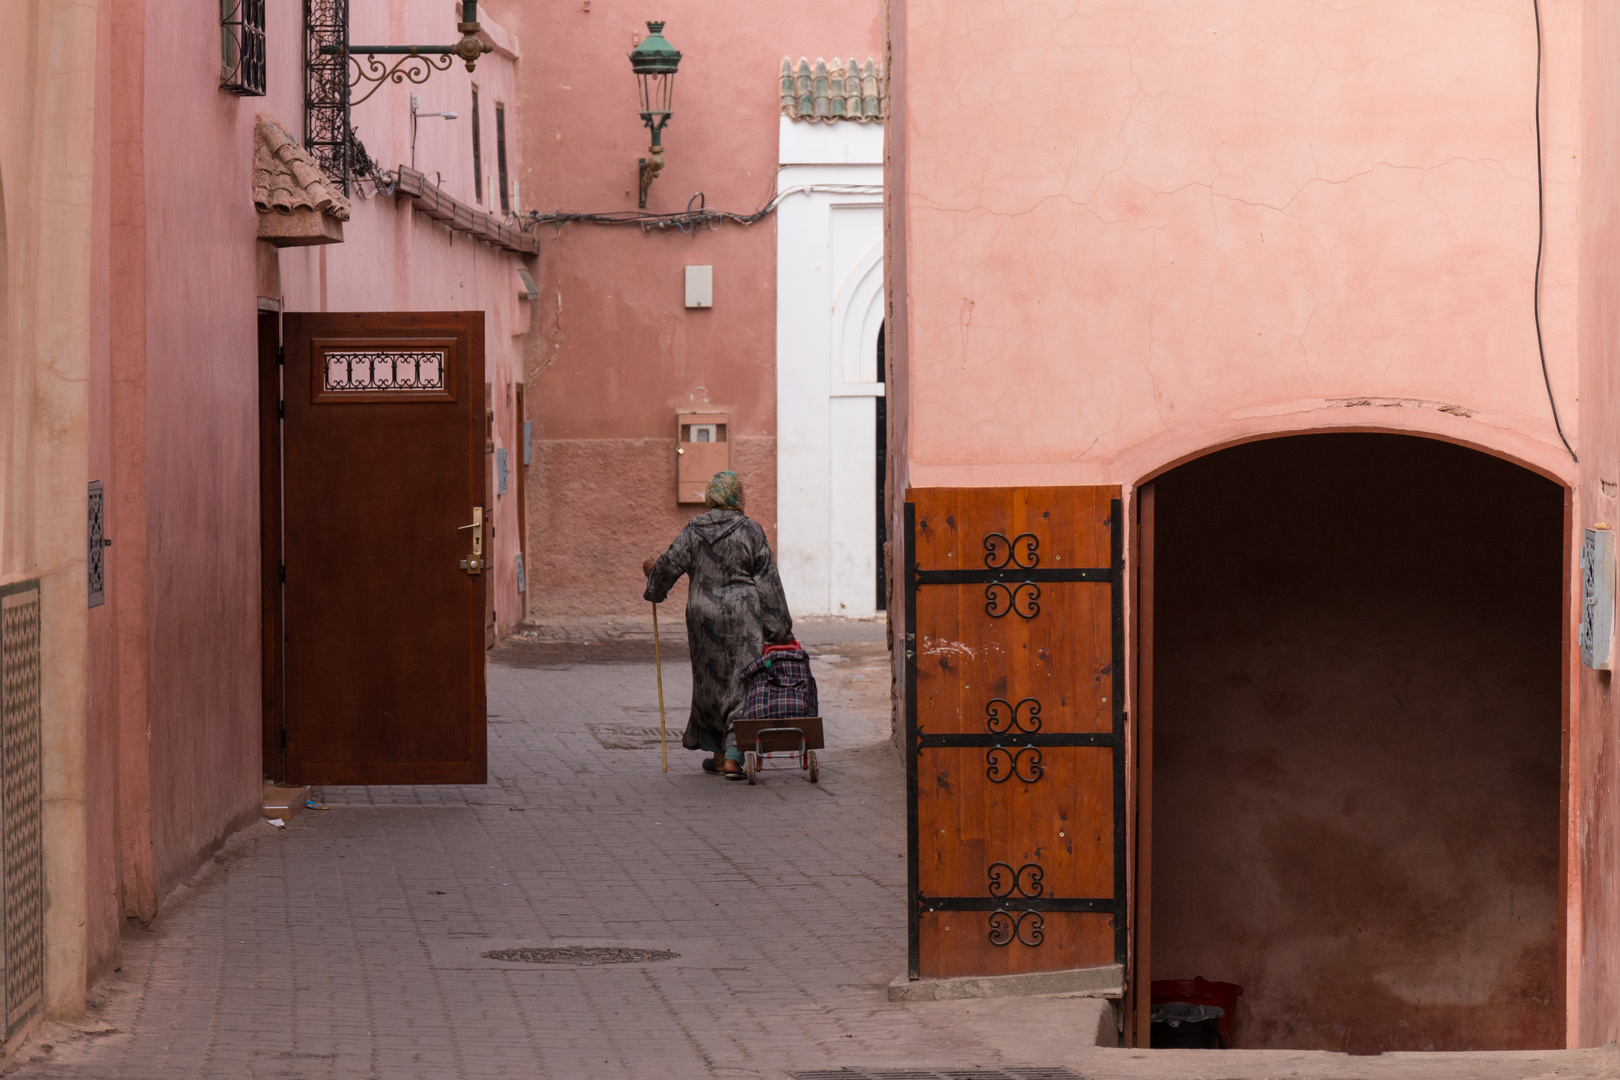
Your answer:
[988,862,1045,899]
[985,581,1040,619]
[986,697,1042,735]
[989,910,1045,947]
[984,532,1039,570]
[986,745,1044,783]
[348,51,454,107]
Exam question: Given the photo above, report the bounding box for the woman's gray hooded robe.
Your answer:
[644,508,794,752]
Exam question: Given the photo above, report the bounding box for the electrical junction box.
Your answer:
[676,411,729,503]
[685,265,713,309]
[1581,524,1615,670]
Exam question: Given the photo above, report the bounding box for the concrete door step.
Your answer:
[889,964,1124,1002]
[262,784,310,822]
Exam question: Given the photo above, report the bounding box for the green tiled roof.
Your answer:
[780,57,885,123]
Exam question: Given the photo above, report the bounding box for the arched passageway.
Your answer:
[1146,433,1564,1052]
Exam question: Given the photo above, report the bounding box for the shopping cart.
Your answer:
[732,716,823,784]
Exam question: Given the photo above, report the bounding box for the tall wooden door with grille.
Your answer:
[905,487,1125,979]
[271,312,487,785]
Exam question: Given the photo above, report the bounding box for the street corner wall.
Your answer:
[895,0,1583,487]
[491,0,881,621]
[1576,0,1620,1047]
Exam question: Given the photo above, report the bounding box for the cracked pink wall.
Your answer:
[896,0,1581,486]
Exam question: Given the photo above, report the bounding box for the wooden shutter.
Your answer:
[904,487,1126,980]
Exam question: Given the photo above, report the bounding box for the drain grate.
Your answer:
[791,1070,1085,1080]
[481,946,679,966]
[588,724,670,750]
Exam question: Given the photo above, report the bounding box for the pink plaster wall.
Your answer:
[1575,0,1620,1048]
[487,0,883,620]
[895,0,1582,489]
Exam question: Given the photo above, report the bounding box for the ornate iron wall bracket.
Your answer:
[317,1,493,110]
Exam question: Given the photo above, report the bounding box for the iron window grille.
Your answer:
[495,104,509,212]
[304,0,352,192]
[87,482,105,608]
[220,0,267,95]
[471,87,483,202]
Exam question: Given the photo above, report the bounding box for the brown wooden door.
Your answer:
[905,487,1125,979]
[278,312,487,785]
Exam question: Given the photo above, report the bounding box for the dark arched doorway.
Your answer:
[1143,433,1564,1052]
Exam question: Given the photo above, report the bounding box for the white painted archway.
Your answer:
[775,117,884,617]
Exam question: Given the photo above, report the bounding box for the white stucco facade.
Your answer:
[775,117,884,617]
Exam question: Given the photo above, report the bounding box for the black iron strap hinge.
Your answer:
[276,344,284,366]
[279,726,288,750]
[912,565,1114,589]
[278,562,286,585]
[276,398,285,420]
[915,731,1118,752]
[915,894,1117,914]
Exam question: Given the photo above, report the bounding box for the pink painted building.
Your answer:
[492,0,886,622]
[887,0,1620,1056]
[3,0,533,1029]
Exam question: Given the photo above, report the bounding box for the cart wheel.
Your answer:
[745,751,758,785]
[807,751,819,784]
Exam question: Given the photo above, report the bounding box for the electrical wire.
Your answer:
[520,183,883,234]
[1533,0,1577,462]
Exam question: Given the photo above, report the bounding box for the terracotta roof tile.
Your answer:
[780,57,884,123]
[253,113,351,222]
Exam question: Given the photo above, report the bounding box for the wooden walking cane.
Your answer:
[652,602,668,773]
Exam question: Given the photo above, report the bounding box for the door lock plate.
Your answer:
[459,507,485,574]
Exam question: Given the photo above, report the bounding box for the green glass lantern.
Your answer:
[629,21,682,207]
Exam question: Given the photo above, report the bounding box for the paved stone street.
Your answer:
[9,622,1618,1080]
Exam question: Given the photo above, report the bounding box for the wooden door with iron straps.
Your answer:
[272,312,487,785]
[905,487,1126,980]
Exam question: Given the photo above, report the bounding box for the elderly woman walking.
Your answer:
[643,471,794,778]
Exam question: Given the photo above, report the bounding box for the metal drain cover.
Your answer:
[481,946,678,966]
[791,1070,1085,1080]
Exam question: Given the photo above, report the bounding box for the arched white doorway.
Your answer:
[774,115,884,617]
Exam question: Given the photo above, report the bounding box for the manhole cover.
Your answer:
[481,946,679,966]
[790,1071,1084,1080]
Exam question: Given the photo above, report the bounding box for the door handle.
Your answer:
[458,506,484,575]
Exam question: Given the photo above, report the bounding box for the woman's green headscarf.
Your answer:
[704,470,745,511]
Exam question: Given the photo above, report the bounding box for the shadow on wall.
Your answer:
[1151,433,1564,1053]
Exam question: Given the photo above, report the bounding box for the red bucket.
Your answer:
[1151,978,1243,1048]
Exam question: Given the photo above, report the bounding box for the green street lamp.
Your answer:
[629,21,682,208]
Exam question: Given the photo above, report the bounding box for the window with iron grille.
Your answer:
[496,104,510,213]
[220,0,267,95]
[471,87,483,202]
[304,0,351,191]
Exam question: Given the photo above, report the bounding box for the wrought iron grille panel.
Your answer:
[304,0,350,191]
[87,482,105,608]
[322,350,446,391]
[220,0,267,95]
[1,582,43,1039]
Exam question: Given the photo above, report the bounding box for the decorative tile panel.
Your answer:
[0,582,43,1039]
[87,483,105,608]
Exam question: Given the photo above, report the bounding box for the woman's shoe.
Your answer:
[702,758,720,774]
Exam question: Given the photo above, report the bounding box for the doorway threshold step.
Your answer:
[888,963,1123,1002]
[262,784,311,822]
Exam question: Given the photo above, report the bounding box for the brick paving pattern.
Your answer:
[10,629,1617,1080]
